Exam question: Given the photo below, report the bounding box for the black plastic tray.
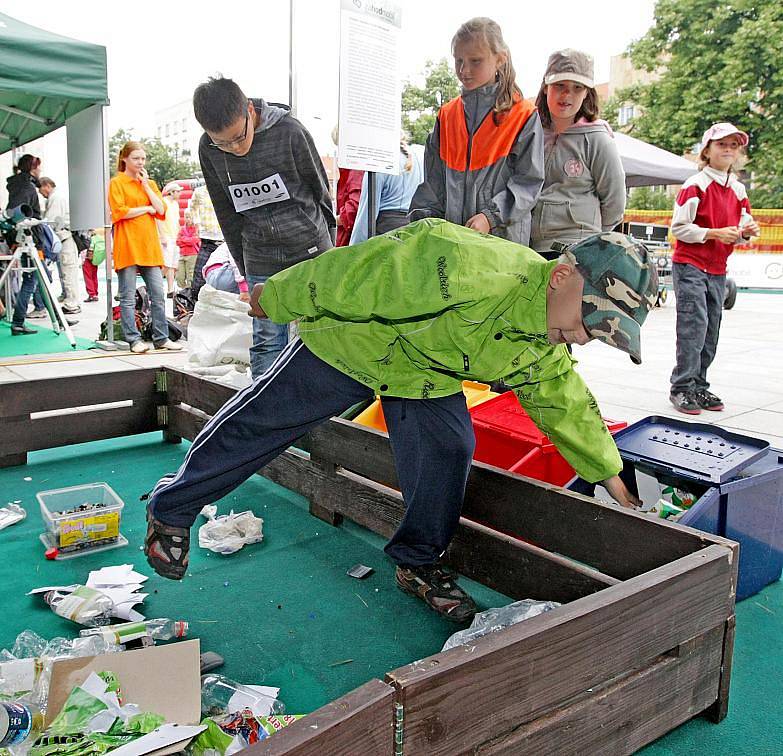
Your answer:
[613,416,770,485]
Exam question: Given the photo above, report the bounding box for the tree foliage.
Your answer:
[626,186,676,210]
[402,58,460,145]
[108,129,200,187]
[620,0,783,206]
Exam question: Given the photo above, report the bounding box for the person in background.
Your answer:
[158,183,183,298]
[6,154,45,334]
[331,126,364,246]
[108,141,181,353]
[192,75,335,378]
[188,183,224,300]
[39,176,83,314]
[201,241,249,301]
[668,122,760,414]
[409,17,544,244]
[176,210,201,289]
[530,50,625,258]
[350,137,424,244]
[83,228,105,302]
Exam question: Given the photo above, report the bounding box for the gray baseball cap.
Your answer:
[544,49,595,89]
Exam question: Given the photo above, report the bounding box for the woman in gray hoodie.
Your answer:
[530,50,625,258]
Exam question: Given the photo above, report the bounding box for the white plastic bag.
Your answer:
[185,285,252,368]
[442,598,560,651]
[0,503,26,530]
[198,509,264,555]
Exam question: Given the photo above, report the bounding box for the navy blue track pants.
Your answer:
[148,338,475,567]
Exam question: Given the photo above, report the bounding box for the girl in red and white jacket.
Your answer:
[669,122,761,415]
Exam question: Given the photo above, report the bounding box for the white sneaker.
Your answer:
[131,341,150,353]
[156,339,183,351]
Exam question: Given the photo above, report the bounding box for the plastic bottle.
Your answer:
[200,674,285,717]
[739,208,753,241]
[80,618,188,645]
[0,701,43,749]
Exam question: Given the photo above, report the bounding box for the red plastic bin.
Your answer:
[469,392,627,487]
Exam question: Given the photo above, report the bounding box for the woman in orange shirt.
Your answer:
[109,141,181,352]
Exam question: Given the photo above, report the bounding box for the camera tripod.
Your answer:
[0,219,76,348]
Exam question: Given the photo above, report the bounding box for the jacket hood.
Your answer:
[251,98,289,133]
[6,171,33,193]
[562,118,614,137]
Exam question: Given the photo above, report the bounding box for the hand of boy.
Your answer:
[248,283,267,318]
[465,213,491,234]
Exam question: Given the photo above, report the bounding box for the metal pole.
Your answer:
[289,0,298,117]
[98,104,118,350]
[367,171,377,239]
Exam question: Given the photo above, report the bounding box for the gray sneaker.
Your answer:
[27,309,48,319]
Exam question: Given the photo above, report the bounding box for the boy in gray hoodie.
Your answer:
[530,50,625,257]
[193,77,335,377]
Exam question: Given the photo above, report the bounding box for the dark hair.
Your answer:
[535,84,599,129]
[452,18,522,123]
[193,76,248,132]
[39,176,56,188]
[16,154,41,174]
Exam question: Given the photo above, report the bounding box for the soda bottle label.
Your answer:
[1,702,34,746]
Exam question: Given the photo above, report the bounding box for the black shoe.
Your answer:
[85,296,99,303]
[11,324,37,335]
[670,390,701,415]
[144,508,190,580]
[694,388,724,411]
[395,563,477,623]
[62,305,82,314]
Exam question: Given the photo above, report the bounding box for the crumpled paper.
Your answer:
[198,507,263,555]
[0,503,26,530]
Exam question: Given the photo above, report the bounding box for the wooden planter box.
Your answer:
[0,367,738,755]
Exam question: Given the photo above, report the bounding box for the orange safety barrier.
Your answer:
[624,209,783,254]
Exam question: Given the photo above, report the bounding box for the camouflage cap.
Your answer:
[563,232,658,364]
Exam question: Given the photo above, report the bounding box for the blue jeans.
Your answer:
[117,265,169,346]
[246,274,289,378]
[12,271,39,326]
[32,261,53,311]
[205,266,240,294]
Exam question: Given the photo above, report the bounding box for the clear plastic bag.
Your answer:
[0,504,26,531]
[198,509,263,555]
[442,599,560,652]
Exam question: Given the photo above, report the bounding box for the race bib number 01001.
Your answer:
[229,173,290,212]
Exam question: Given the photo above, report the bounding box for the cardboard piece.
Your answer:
[46,640,202,754]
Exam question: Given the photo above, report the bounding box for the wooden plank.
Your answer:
[474,625,724,755]
[0,400,160,455]
[302,420,720,580]
[385,545,734,756]
[0,452,27,468]
[164,368,236,416]
[261,453,616,602]
[167,405,205,442]
[706,613,736,723]
[0,369,161,416]
[249,678,394,756]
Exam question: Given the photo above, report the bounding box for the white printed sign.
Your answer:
[337,0,402,175]
[727,253,783,289]
[229,173,290,212]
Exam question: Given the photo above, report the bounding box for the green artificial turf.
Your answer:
[0,320,94,357]
[0,433,509,715]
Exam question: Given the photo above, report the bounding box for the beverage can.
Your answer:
[0,702,39,747]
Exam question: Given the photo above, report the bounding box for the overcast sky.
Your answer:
[3,0,656,150]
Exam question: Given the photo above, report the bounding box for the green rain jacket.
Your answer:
[260,218,622,483]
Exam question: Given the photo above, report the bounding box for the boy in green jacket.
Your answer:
[145,219,657,622]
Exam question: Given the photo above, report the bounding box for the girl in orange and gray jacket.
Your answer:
[409,17,545,245]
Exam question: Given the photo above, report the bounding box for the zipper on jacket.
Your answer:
[462,97,492,224]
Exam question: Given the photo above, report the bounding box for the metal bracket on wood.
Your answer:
[394,702,404,756]
[157,405,168,428]
[155,370,168,393]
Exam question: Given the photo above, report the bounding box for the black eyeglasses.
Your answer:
[209,107,251,150]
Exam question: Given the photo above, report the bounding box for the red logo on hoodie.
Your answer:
[564,159,584,177]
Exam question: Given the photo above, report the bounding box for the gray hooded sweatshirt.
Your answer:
[530,119,625,255]
[198,98,335,277]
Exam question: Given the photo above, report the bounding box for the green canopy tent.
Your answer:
[0,12,117,346]
[0,12,108,154]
